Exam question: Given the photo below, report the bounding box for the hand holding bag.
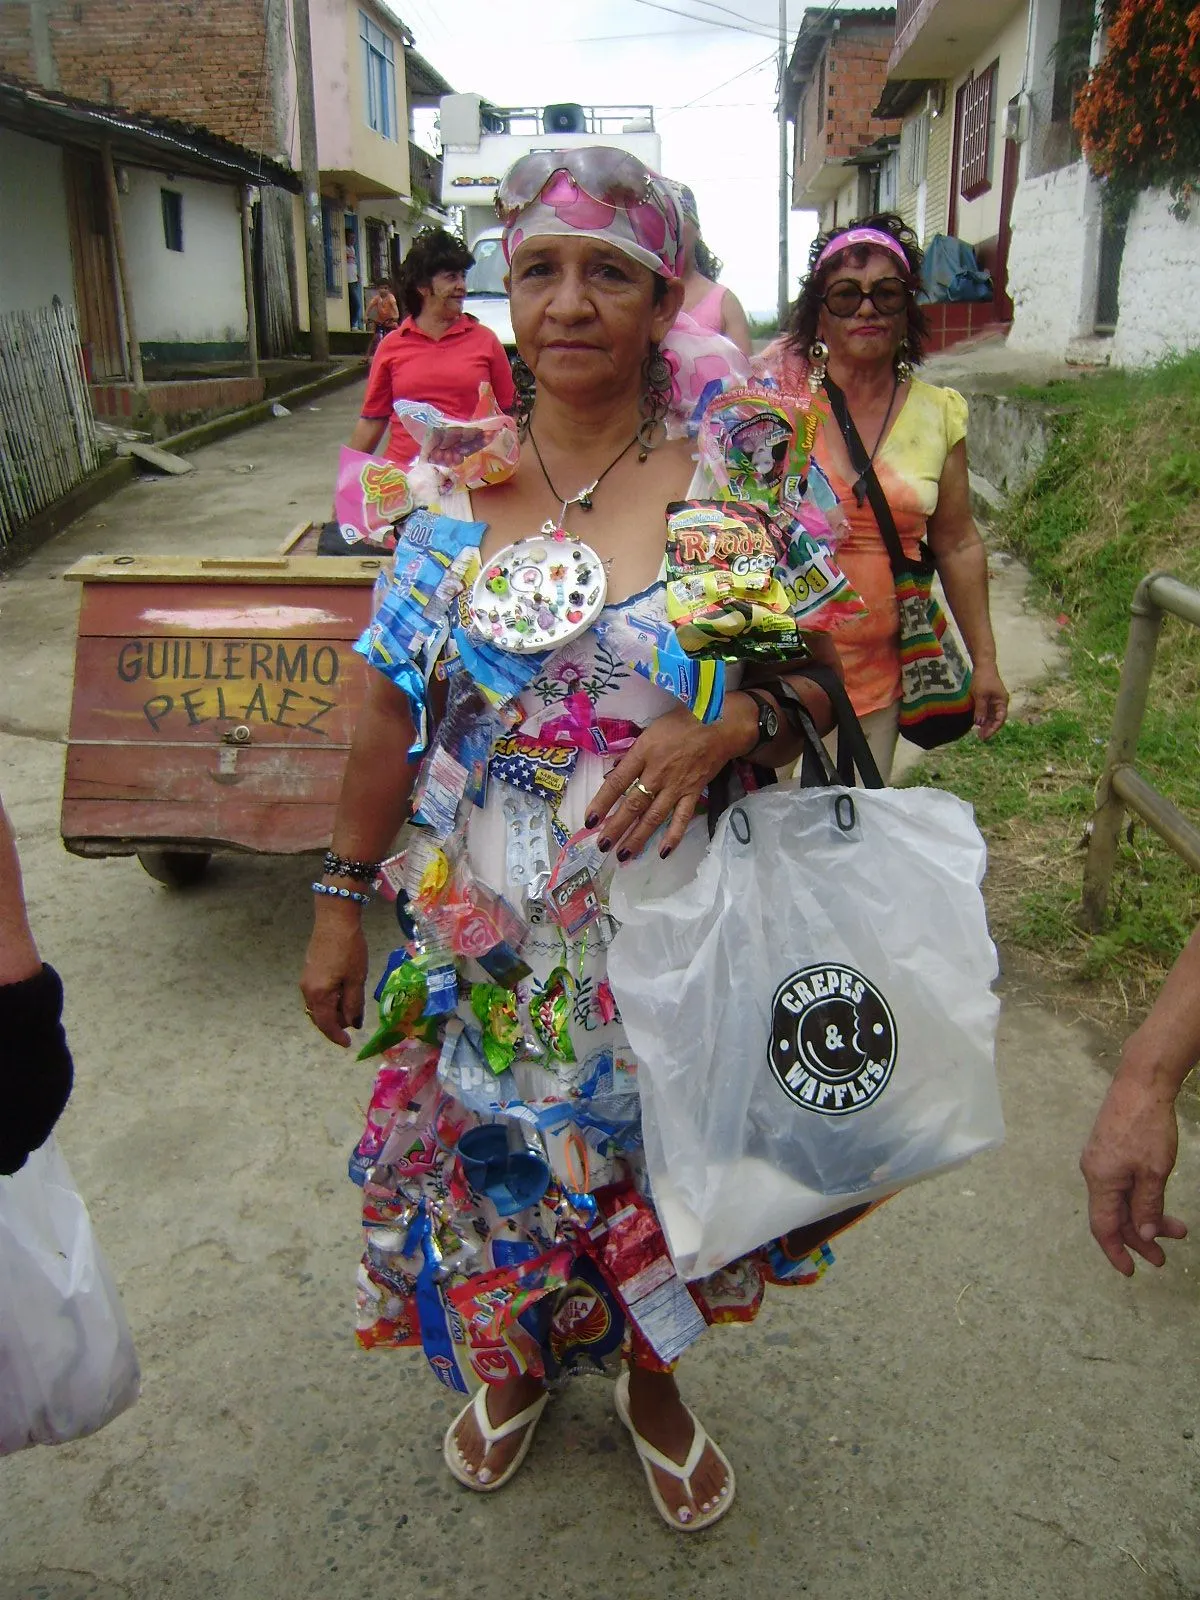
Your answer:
[608,748,1003,1279]
[0,1137,140,1454]
[824,376,976,749]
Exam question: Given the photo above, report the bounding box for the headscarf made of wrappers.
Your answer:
[499,160,748,437]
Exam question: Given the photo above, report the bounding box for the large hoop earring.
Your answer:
[807,338,829,396]
[511,353,536,437]
[637,342,672,455]
[894,338,913,383]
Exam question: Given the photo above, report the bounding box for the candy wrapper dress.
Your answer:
[349,462,850,1397]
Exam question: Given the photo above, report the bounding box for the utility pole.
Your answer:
[293,0,329,364]
[777,0,790,327]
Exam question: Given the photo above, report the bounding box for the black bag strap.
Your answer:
[756,661,884,791]
[823,376,909,579]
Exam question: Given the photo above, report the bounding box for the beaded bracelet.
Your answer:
[322,850,381,882]
[312,881,370,906]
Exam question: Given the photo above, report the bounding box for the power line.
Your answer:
[661,48,778,118]
[627,0,777,41]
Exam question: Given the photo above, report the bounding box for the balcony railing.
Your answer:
[895,0,921,34]
[409,141,443,201]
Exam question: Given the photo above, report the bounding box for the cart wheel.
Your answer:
[136,849,211,888]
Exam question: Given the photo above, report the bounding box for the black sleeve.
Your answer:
[0,962,75,1175]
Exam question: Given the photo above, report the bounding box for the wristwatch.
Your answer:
[743,688,780,755]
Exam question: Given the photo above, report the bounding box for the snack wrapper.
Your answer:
[665,500,803,660]
[334,446,413,546]
[698,384,825,511]
[394,383,520,498]
[590,1188,708,1364]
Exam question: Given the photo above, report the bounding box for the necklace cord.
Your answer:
[527,425,642,514]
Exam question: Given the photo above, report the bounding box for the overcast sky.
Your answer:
[397,0,884,318]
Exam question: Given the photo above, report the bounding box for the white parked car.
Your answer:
[465,227,514,352]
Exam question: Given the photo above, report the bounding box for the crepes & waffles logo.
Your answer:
[768,962,897,1116]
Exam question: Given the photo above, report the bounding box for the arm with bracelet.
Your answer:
[300,673,423,1046]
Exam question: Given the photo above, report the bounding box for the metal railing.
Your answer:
[479,105,656,136]
[408,141,443,200]
[1081,571,1200,928]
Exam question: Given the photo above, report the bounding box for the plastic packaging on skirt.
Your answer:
[607,783,1004,1280]
[0,1138,141,1454]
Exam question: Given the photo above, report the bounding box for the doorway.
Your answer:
[63,151,124,379]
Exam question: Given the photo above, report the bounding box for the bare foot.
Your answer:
[448,1373,546,1487]
[626,1365,732,1526]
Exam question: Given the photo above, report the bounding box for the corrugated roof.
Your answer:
[405,47,454,104]
[0,75,300,190]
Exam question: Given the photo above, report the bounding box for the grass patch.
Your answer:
[913,351,1200,1025]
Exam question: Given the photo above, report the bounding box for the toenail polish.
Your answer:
[477,1467,493,1484]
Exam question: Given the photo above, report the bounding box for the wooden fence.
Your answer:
[0,301,100,548]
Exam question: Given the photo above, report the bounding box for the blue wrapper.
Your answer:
[354,511,487,753]
[594,604,726,724]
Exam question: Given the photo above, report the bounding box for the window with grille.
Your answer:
[360,11,397,141]
[904,112,929,191]
[322,199,342,296]
[959,61,998,199]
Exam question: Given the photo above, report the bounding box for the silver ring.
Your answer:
[627,778,655,802]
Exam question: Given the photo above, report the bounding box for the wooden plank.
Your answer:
[276,520,314,554]
[118,441,195,475]
[63,743,350,804]
[60,797,341,855]
[65,554,386,586]
[75,580,373,637]
[66,634,369,745]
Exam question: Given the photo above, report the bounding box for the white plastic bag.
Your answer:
[608,783,1004,1279]
[0,1137,140,1454]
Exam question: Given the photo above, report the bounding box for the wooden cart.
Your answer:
[60,525,386,885]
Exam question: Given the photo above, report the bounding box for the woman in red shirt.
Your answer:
[350,227,515,465]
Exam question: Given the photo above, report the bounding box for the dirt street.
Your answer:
[1,386,1197,1600]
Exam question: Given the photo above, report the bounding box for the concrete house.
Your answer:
[0,0,452,350]
[0,75,298,428]
[876,0,1200,366]
[283,0,453,337]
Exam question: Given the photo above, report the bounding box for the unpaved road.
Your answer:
[1,385,1197,1600]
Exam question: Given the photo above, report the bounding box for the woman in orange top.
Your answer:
[755,212,1008,780]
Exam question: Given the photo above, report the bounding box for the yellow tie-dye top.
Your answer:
[814,378,969,717]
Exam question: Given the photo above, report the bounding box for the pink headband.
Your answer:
[815,227,909,274]
[502,169,685,280]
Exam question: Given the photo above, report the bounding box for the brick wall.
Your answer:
[0,0,279,154]
[825,29,901,159]
[792,24,902,199]
[0,1,34,79]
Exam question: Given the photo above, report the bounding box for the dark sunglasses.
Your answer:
[821,277,908,318]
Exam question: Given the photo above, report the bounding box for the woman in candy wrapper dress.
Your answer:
[301,151,863,1532]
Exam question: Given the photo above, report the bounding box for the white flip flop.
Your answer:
[614,1367,736,1531]
[443,1383,549,1493]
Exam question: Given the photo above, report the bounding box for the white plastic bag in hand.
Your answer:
[0,1138,140,1454]
[608,783,1004,1279]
